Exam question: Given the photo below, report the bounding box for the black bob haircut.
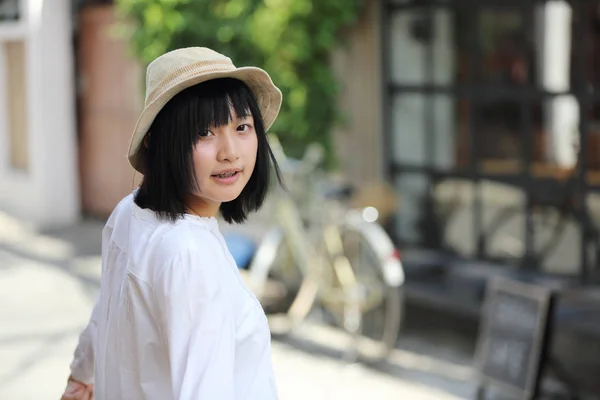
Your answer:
[134,77,283,224]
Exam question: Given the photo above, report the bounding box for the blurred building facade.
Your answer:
[380,0,600,281]
[332,0,600,283]
[0,0,79,228]
[0,0,142,228]
[379,1,600,393]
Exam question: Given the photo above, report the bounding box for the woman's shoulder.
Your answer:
[105,192,136,229]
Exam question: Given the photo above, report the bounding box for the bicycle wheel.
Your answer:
[334,213,405,362]
[245,228,319,326]
[483,204,568,265]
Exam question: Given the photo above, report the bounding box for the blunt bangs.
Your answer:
[134,77,282,223]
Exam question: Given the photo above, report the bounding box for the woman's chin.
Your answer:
[215,189,244,203]
[200,179,248,204]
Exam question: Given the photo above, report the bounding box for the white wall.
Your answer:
[0,0,79,229]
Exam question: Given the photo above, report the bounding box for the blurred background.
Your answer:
[1,0,600,399]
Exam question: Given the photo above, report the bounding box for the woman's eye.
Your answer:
[237,124,252,132]
[200,130,215,138]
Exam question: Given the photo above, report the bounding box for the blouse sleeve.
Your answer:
[69,294,100,384]
[69,215,117,383]
[154,237,236,400]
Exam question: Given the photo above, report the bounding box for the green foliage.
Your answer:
[116,0,364,165]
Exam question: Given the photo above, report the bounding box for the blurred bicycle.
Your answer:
[243,134,405,363]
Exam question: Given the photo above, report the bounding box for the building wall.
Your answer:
[0,0,79,229]
[77,5,143,218]
[331,0,384,186]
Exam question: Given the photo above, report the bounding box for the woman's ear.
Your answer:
[143,132,151,148]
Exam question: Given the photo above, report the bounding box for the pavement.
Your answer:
[0,209,477,400]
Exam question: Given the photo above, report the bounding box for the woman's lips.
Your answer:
[211,170,241,185]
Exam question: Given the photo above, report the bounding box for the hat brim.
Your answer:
[127,66,282,173]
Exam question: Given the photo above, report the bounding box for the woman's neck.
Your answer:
[185,195,220,219]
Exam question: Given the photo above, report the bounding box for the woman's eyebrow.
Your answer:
[234,113,252,121]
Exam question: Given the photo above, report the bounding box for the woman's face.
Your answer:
[187,107,258,213]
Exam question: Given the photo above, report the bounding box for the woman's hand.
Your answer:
[60,376,94,400]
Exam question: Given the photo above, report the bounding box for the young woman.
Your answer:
[61,47,283,400]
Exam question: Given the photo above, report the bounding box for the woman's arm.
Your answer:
[68,294,100,384]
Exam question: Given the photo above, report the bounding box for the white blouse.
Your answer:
[69,192,279,400]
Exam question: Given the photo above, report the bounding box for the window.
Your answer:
[0,0,20,22]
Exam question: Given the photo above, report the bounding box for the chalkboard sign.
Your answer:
[474,278,554,399]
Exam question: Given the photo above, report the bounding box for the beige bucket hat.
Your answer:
[127,47,283,173]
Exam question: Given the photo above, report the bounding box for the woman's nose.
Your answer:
[217,130,239,162]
